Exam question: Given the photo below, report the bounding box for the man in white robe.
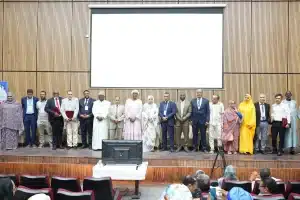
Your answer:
[92,91,111,150]
[123,90,143,140]
[209,94,224,154]
[108,96,125,140]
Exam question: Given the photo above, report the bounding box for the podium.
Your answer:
[93,161,148,199]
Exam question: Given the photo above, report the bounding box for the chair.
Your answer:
[286,181,300,197]
[0,174,18,186]
[56,189,94,200]
[19,175,49,189]
[83,177,122,200]
[251,194,285,200]
[210,180,218,187]
[51,176,81,198]
[13,186,53,200]
[223,180,252,193]
[275,181,285,195]
[288,193,300,200]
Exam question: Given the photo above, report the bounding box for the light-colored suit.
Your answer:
[108,104,125,140]
[175,100,192,147]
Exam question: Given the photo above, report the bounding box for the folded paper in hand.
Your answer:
[52,107,60,115]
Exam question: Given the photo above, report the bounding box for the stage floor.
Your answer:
[1,148,300,182]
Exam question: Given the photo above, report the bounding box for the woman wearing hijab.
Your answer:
[0,92,24,150]
[28,194,51,200]
[222,100,242,154]
[218,165,238,187]
[238,94,256,154]
[0,178,15,200]
[224,187,253,200]
[142,95,159,152]
[160,184,193,200]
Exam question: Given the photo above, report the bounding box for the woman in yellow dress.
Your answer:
[238,94,256,154]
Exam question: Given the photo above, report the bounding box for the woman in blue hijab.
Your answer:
[218,165,238,187]
[226,187,253,200]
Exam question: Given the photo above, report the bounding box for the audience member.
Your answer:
[196,174,210,193]
[160,184,193,200]
[218,165,238,187]
[222,187,253,200]
[258,177,278,196]
[28,193,51,200]
[0,178,15,200]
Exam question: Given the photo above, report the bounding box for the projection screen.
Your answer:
[89,4,225,89]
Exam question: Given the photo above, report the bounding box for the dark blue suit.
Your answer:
[159,101,176,149]
[191,97,210,150]
[21,96,39,146]
[78,98,95,147]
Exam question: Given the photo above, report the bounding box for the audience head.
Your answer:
[164,92,170,102]
[249,171,259,182]
[163,184,193,200]
[40,90,46,100]
[226,187,252,200]
[285,91,292,100]
[6,92,13,102]
[259,177,278,195]
[260,168,271,181]
[244,94,251,102]
[224,165,237,180]
[53,90,59,98]
[196,89,203,98]
[182,175,197,193]
[28,194,51,200]
[83,90,90,99]
[212,94,220,104]
[195,170,205,177]
[131,90,139,100]
[67,90,73,100]
[27,89,34,98]
[115,96,120,105]
[180,93,186,101]
[0,178,15,200]
[229,100,236,109]
[274,93,283,104]
[98,91,105,101]
[195,174,210,192]
[259,94,266,104]
[147,95,154,104]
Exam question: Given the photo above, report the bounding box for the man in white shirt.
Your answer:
[271,93,290,156]
[36,91,52,148]
[60,90,79,149]
[208,95,224,154]
[108,96,125,140]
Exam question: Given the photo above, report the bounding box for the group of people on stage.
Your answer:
[0,88,298,156]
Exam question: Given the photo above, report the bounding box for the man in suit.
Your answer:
[191,89,210,152]
[79,90,95,149]
[175,93,191,152]
[108,96,125,140]
[21,89,39,148]
[44,90,63,150]
[159,92,176,152]
[254,93,271,154]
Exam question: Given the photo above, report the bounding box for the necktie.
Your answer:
[261,104,265,120]
[197,98,200,108]
[55,98,60,110]
[115,105,118,119]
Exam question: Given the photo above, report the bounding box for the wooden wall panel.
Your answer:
[72,3,89,71]
[37,72,70,97]
[106,89,141,104]
[223,2,251,73]
[3,72,36,101]
[216,74,250,106]
[141,89,177,104]
[70,72,99,98]
[0,2,3,74]
[251,2,288,73]
[177,89,214,102]
[37,3,72,71]
[288,75,300,109]
[3,3,37,71]
[251,74,287,103]
[288,2,300,73]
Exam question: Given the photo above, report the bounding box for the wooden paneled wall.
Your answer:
[0,0,300,107]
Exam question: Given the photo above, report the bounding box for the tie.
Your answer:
[115,105,118,119]
[55,98,60,110]
[197,98,200,108]
[84,98,88,106]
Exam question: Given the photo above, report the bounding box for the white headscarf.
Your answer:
[160,184,192,200]
[147,95,154,104]
[131,90,139,95]
[28,194,51,200]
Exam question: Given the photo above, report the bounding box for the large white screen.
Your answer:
[90,12,223,88]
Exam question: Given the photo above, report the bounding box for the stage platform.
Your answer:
[1,148,300,182]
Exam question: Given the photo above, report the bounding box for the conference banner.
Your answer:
[0,81,8,103]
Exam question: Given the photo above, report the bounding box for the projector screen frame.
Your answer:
[88,4,226,89]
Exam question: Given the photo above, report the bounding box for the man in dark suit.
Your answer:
[21,89,39,148]
[44,90,63,150]
[159,92,176,152]
[191,89,210,152]
[79,90,95,149]
[254,93,271,154]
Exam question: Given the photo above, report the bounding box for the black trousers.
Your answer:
[51,117,63,147]
[80,118,93,146]
[271,121,285,151]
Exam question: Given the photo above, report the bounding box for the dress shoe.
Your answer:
[192,148,198,152]
[66,146,71,150]
[261,150,265,154]
[73,146,77,150]
[184,146,190,153]
[277,151,282,156]
[176,147,182,152]
[52,146,57,150]
[203,150,208,153]
[161,148,168,151]
[80,145,88,149]
[170,148,174,153]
